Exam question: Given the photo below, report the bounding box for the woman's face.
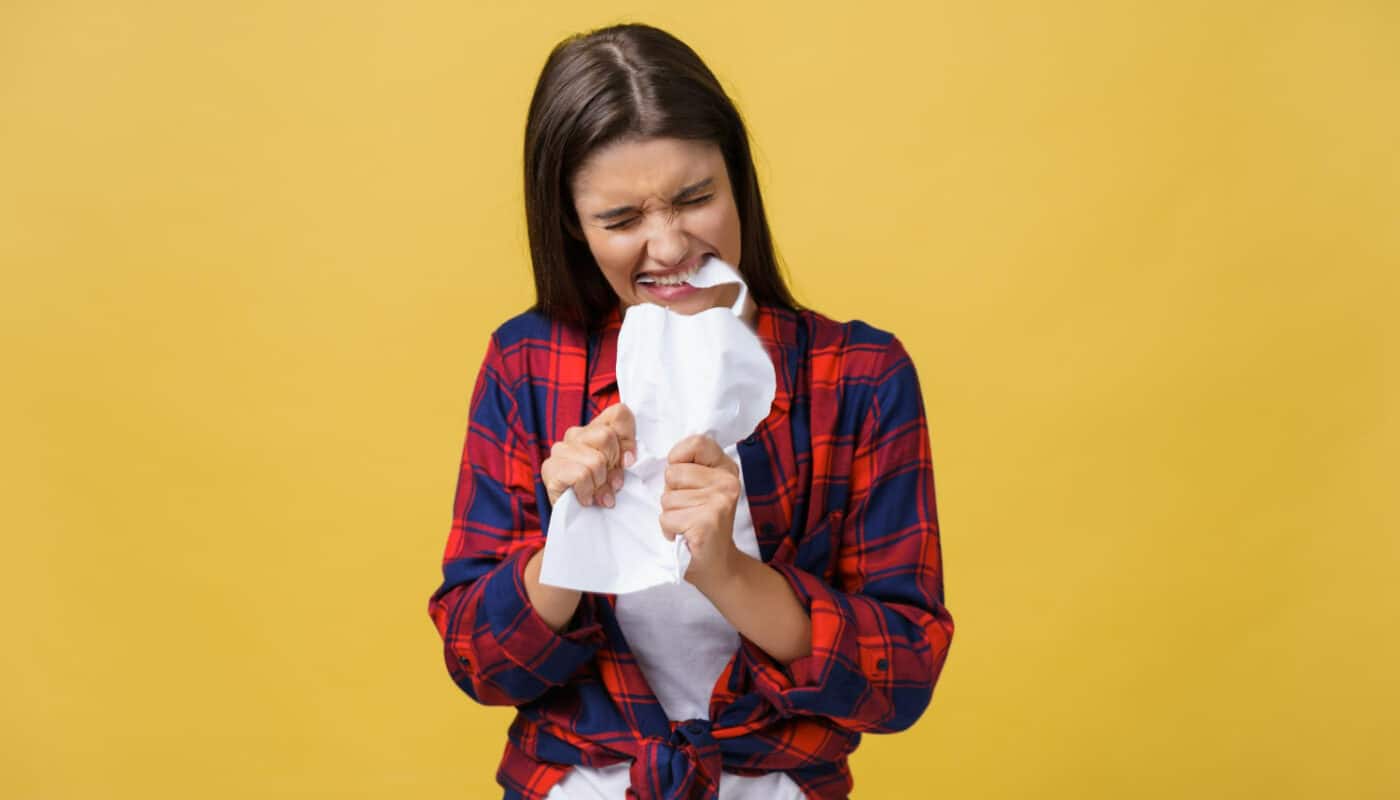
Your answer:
[570,136,744,316]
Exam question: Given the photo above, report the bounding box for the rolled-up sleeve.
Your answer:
[743,335,954,733]
[427,334,604,706]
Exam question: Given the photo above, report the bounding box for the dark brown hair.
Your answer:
[523,23,799,328]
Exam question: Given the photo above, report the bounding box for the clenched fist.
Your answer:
[658,434,745,588]
[541,403,638,508]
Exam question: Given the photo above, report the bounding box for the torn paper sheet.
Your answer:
[538,256,777,594]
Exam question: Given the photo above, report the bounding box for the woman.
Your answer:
[428,23,953,800]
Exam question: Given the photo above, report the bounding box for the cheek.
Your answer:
[699,203,743,254]
[585,235,639,291]
[694,203,731,235]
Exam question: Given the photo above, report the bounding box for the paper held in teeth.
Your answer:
[637,266,700,285]
[538,257,775,594]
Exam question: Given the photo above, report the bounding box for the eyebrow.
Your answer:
[590,178,715,221]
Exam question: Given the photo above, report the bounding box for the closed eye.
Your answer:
[603,195,714,231]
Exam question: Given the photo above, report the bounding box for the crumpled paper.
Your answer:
[538,257,777,594]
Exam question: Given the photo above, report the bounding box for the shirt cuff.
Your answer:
[480,544,605,687]
[739,562,887,721]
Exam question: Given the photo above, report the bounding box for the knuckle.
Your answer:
[559,464,581,487]
[600,430,619,456]
[575,425,600,446]
[716,476,740,504]
[576,460,597,482]
[721,474,740,495]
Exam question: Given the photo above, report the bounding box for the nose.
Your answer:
[643,211,692,268]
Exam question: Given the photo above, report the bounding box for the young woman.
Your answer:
[428,23,954,800]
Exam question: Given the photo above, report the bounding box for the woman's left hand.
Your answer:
[659,434,745,591]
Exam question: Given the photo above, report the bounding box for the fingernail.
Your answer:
[601,492,614,508]
[611,474,624,491]
[623,451,636,468]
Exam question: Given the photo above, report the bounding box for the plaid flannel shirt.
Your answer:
[428,301,953,799]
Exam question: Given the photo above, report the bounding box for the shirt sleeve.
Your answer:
[741,335,954,733]
[426,333,605,706]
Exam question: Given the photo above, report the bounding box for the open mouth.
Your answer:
[635,263,702,287]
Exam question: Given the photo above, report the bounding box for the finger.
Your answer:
[556,450,601,506]
[669,459,744,490]
[560,440,610,497]
[664,462,721,490]
[569,422,621,473]
[604,404,639,464]
[607,466,625,493]
[666,464,742,507]
[543,441,573,504]
[659,488,709,511]
[667,434,731,472]
[544,472,566,506]
[658,508,695,542]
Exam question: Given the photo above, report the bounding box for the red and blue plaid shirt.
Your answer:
[428,301,953,799]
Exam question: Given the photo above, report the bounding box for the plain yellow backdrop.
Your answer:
[2,1,1395,797]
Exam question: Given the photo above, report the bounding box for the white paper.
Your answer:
[538,257,777,594]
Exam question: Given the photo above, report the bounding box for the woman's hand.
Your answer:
[659,434,745,590]
[655,434,813,665]
[541,403,637,508]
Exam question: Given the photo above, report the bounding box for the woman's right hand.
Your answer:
[541,402,637,508]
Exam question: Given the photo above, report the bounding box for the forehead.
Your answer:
[571,137,725,202]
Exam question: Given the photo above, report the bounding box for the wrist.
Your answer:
[524,547,583,632]
[690,542,752,602]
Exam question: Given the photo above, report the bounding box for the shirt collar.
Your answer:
[588,302,796,414]
[586,305,622,399]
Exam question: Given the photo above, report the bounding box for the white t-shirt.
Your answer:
[545,444,806,800]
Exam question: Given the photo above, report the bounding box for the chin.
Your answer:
[674,289,733,315]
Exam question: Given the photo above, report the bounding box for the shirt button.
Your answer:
[876,658,888,671]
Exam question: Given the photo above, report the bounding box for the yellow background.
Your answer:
[3,1,1395,797]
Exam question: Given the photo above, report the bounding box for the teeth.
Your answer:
[638,264,700,287]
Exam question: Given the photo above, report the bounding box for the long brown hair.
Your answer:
[523,23,799,328]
